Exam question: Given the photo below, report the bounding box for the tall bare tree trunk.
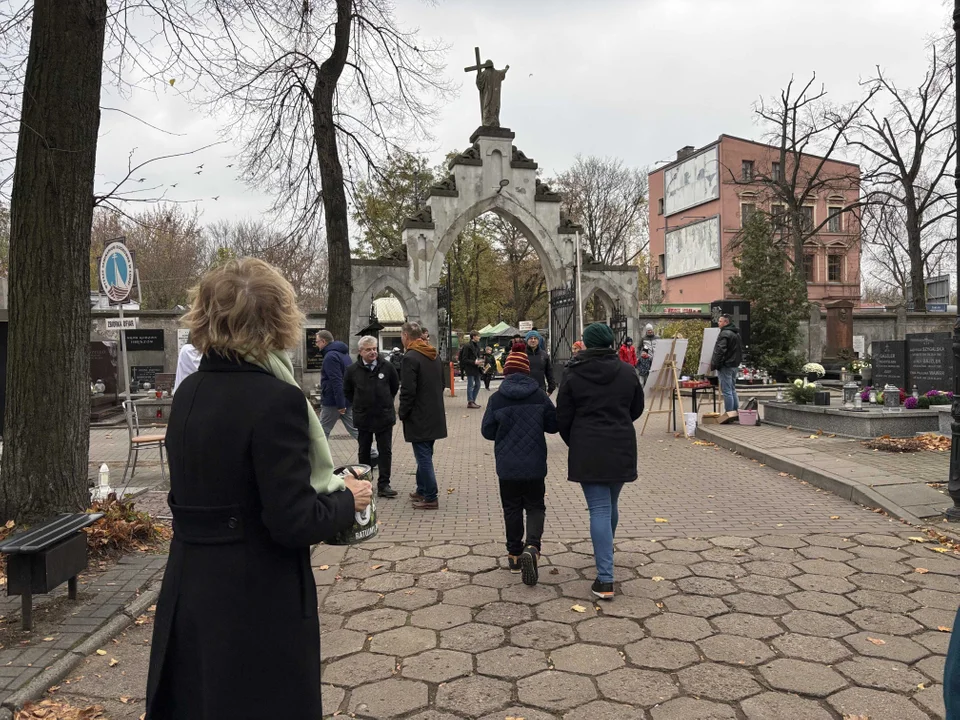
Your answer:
[313,0,353,340]
[1,0,107,521]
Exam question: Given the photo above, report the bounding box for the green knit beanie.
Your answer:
[583,322,615,349]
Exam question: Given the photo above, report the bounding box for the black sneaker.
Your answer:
[591,578,614,600]
[377,485,398,498]
[507,555,522,573]
[520,546,539,586]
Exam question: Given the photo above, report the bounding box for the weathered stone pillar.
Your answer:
[896,304,908,340]
[808,303,822,362]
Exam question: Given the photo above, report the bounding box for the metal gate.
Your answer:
[550,285,577,370]
[609,300,628,347]
[437,284,452,364]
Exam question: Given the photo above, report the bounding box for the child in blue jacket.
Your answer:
[481,342,559,585]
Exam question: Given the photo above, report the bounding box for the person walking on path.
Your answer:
[636,324,657,386]
[482,346,497,390]
[344,336,400,499]
[710,313,743,412]
[525,329,556,396]
[399,321,447,510]
[145,258,372,719]
[316,330,360,441]
[618,337,638,368]
[557,322,644,600]
[481,342,558,586]
[173,340,202,393]
[461,331,483,408]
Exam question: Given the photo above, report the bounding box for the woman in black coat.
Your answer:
[145,258,372,720]
[557,322,644,601]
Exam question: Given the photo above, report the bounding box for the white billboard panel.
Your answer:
[665,216,721,279]
[663,146,720,216]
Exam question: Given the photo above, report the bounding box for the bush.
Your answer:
[657,319,709,377]
[787,379,817,404]
[918,396,932,409]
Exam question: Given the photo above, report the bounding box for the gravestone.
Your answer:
[824,299,854,358]
[132,365,164,388]
[123,329,164,351]
[90,341,119,397]
[871,340,906,389]
[305,329,324,371]
[907,332,953,394]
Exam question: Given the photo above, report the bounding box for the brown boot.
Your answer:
[412,499,438,510]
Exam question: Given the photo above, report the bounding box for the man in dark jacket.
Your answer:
[709,314,743,412]
[525,329,556,395]
[316,330,360,442]
[461,331,483,409]
[557,322,644,600]
[399,321,447,510]
[345,336,400,498]
[481,343,558,586]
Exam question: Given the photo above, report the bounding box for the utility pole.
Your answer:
[948,0,960,521]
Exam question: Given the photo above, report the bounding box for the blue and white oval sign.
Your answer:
[99,241,134,303]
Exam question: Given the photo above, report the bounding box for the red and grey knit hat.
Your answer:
[503,341,530,376]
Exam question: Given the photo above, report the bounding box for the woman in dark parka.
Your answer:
[145,258,372,720]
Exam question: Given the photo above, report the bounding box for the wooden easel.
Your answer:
[640,338,690,438]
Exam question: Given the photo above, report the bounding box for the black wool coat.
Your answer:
[557,348,645,484]
[344,355,400,432]
[399,347,448,443]
[526,346,557,394]
[145,353,357,720]
[460,340,482,376]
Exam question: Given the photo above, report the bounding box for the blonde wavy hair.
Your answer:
[182,257,304,362]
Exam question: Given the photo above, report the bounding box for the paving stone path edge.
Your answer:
[696,425,946,532]
[0,582,162,719]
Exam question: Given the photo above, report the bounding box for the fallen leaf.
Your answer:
[42,637,53,642]
[914,568,929,574]
[867,637,886,645]
[932,547,953,553]
[778,472,789,477]
[654,518,669,523]
[447,488,455,494]
[108,658,119,667]
[938,626,952,632]
[830,516,840,520]
[549,568,559,575]
[571,604,586,613]
[147,605,157,612]
[120,696,131,704]
[918,683,926,690]
[908,536,928,543]
[95,650,107,656]
[370,564,384,570]
[651,576,665,582]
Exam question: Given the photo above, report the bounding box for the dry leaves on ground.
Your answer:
[862,434,951,453]
[16,700,104,719]
[84,495,171,561]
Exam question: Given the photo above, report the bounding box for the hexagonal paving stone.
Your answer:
[349,678,428,719]
[372,545,422,562]
[711,612,783,639]
[793,559,855,577]
[759,658,847,697]
[536,565,580,585]
[435,675,513,717]
[739,692,833,720]
[501,583,559,605]
[915,684,947,718]
[914,654,946,683]
[439,622,505,653]
[320,629,366,661]
[827,687,930,720]
[914,629,950,654]
[620,577,679,600]
[710,536,756,550]
[741,561,800,579]
[478,707,555,720]
[649,697,737,720]
[472,570,519,589]
[910,588,960,610]
[476,646,547,679]
[635,562,692,580]
[323,652,397,687]
[848,608,922,635]
[600,596,660,620]
[805,534,857,549]
[790,573,855,594]
[410,604,472,631]
[323,590,381,614]
[417,570,471,591]
[797,545,856,562]
[444,554,499,574]
[725,592,792,616]
[697,634,775,666]
[848,557,911,576]
[911,571,960,593]
[344,608,408,634]
[756,535,808,549]
[733,575,798,596]
[577,617,645,645]
[690,561,748,580]
[907,555,960,575]
[845,631,929,663]
[675,576,738,596]
[559,579,596,599]
[851,545,909,563]
[645,613,713,641]
[401,649,473,683]
[361,573,416,593]
[475,601,533,627]
[625,638,699,670]
[440,584,500,608]
[662,594,729,618]
[516,670,597,712]
[340,562,390,580]
[911,605,957,631]
[648,549,702,565]
[663,538,714,552]
[835,657,929,693]
[848,572,912,593]
[785,590,857,616]
[770,633,850,663]
[549,552,597,569]
[397,557,446,574]
[321,685,345,717]
[382,587,438,611]
[566,699,646,720]
[423,544,470,559]
[511,620,577,650]
[848,589,920,614]
[471,541,509,557]
[749,546,804,563]
[369,626,437,656]
[853,533,908,548]
[535,597,598,623]
[551,643,624,675]
[597,667,679,706]
[700,548,752,564]
[781,610,856,638]
[677,662,761,701]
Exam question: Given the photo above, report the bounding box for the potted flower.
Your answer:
[802,362,825,384]
[787,378,817,405]
[852,358,871,385]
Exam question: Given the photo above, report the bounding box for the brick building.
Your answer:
[647,135,862,311]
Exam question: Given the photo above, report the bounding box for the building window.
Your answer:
[740,203,756,227]
[800,205,814,233]
[828,254,843,283]
[658,198,664,215]
[741,160,754,181]
[658,254,665,276]
[803,254,815,283]
[771,162,782,182]
[828,206,843,233]
[771,204,786,231]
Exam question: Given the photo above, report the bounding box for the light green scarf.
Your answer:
[248,350,345,495]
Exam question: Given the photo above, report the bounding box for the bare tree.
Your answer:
[488,216,546,325]
[849,46,957,311]
[553,156,648,265]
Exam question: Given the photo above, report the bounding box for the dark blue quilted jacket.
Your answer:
[481,374,559,480]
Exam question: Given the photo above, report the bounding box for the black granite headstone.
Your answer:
[123,329,164,351]
[907,332,953,394]
[132,365,164,388]
[870,340,906,389]
[90,341,119,396]
[306,329,324,371]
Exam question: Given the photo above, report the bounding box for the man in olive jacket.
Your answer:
[399,321,447,509]
[344,336,400,498]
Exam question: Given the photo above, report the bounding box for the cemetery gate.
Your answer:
[609,300,628,347]
[437,283,452,364]
[549,285,577,370]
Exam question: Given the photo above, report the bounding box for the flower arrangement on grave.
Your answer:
[788,378,817,404]
[851,359,871,371]
[904,396,919,410]
[860,386,873,402]
[876,388,907,405]
[802,362,825,378]
[918,390,953,408]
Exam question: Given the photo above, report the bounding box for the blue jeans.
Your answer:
[717,366,740,412]
[467,374,480,403]
[412,440,438,502]
[944,606,960,717]
[581,482,624,583]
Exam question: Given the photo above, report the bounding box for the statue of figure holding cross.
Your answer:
[464,47,509,128]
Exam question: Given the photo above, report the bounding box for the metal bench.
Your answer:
[0,513,104,630]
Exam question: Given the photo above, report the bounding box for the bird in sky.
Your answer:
[212,196,220,201]
[197,164,204,169]
[194,170,202,175]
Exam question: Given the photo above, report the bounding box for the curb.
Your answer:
[695,425,930,528]
[0,581,162,714]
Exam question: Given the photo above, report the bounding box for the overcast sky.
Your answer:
[94,0,949,228]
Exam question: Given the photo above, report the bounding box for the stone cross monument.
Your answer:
[464,46,509,128]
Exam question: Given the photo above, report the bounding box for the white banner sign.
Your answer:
[518,321,533,332]
[106,317,139,330]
